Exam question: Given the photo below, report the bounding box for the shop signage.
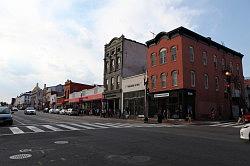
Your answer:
[188,92,193,96]
[154,93,169,98]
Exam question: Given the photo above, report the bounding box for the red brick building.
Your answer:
[146,27,244,120]
[64,80,94,99]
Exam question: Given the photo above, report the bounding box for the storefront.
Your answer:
[103,92,121,115]
[149,89,196,119]
[122,74,146,117]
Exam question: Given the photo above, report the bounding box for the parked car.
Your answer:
[59,109,67,115]
[240,123,250,141]
[55,109,60,114]
[49,109,55,114]
[0,106,13,125]
[43,108,49,113]
[12,107,18,112]
[67,108,79,116]
[24,107,36,115]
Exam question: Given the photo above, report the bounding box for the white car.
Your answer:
[240,123,250,141]
[49,109,55,114]
[59,109,67,115]
[24,107,36,115]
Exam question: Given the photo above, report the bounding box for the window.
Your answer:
[189,46,194,62]
[222,58,225,70]
[111,49,115,55]
[117,57,121,67]
[111,59,115,71]
[202,51,207,65]
[117,46,121,52]
[172,70,178,86]
[105,61,109,71]
[151,75,156,89]
[105,79,109,90]
[229,62,233,72]
[215,77,219,91]
[160,73,167,88]
[190,71,195,87]
[204,74,209,89]
[171,46,177,61]
[151,53,156,66]
[117,75,120,88]
[111,77,115,90]
[106,52,109,57]
[236,64,240,75]
[213,55,217,68]
[159,48,167,64]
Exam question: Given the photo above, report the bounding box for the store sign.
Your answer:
[122,74,145,93]
[154,93,169,98]
[188,92,193,96]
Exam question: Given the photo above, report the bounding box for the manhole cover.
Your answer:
[19,149,32,153]
[106,155,151,163]
[54,141,69,144]
[9,154,32,160]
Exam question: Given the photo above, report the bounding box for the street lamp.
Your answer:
[144,72,149,123]
[225,70,233,119]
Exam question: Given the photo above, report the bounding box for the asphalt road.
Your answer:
[0,110,249,166]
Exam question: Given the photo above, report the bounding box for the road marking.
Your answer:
[70,123,95,129]
[56,124,80,131]
[232,124,244,128]
[13,119,26,125]
[9,127,24,134]
[209,122,235,126]
[26,126,45,132]
[42,125,63,131]
[81,123,109,129]
[95,123,122,128]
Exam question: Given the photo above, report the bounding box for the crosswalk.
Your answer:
[200,122,246,128]
[0,122,179,136]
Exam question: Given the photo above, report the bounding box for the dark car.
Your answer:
[0,106,13,125]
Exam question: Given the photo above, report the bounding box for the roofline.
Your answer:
[146,26,244,58]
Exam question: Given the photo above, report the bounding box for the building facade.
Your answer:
[146,27,244,120]
[103,35,147,114]
[122,73,146,117]
[245,78,250,111]
[30,83,43,110]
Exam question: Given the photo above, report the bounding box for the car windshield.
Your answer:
[27,107,34,110]
[0,107,11,114]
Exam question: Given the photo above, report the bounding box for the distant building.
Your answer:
[146,26,244,120]
[43,84,64,109]
[18,91,31,109]
[30,83,43,110]
[103,35,147,114]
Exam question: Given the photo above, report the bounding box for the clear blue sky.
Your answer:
[0,0,249,102]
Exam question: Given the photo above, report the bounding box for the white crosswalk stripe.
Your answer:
[56,124,80,131]
[42,125,63,131]
[1,122,169,136]
[26,126,45,132]
[9,127,24,134]
[206,122,245,128]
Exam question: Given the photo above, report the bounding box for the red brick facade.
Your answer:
[64,80,94,99]
[146,27,244,120]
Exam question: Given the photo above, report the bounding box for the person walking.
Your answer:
[157,109,163,123]
[237,108,245,124]
[187,105,192,123]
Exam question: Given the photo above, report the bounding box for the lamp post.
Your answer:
[144,72,149,123]
[225,70,233,119]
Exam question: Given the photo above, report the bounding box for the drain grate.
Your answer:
[9,154,32,160]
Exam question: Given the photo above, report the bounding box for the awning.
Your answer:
[68,98,81,103]
[81,93,103,102]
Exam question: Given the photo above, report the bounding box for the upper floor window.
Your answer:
[159,48,167,64]
[117,46,121,53]
[229,62,233,72]
[117,75,120,88]
[151,75,156,89]
[160,73,167,88]
[111,49,115,55]
[172,70,178,86]
[171,46,177,61]
[215,77,219,91]
[190,71,196,87]
[151,53,156,66]
[213,55,218,68]
[236,64,240,75]
[202,51,207,66]
[111,59,115,71]
[189,46,194,62]
[204,74,209,89]
[111,77,115,90]
[117,57,121,67]
[105,79,109,90]
[106,52,109,57]
[222,58,225,70]
[105,61,109,71]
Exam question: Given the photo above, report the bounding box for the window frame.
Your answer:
[215,76,219,91]
[171,46,177,61]
[151,75,156,89]
[204,74,209,89]
[202,51,207,66]
[172,70,178,87]
[159,48,167,64]
[190,70,196,87]
[160,73,167,88]
[189,46,194,62]
[151,53,156,66]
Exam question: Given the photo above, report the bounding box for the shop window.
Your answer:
[172,70,178,86]
[202,51,207,66]
[171,46,177,61]
[159,48,167,64]
[117,75,120,88]
[160,73,167,88]
[204,74,209,89]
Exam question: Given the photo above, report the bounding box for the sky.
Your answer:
[0,0,249,102]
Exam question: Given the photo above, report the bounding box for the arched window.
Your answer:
[215,77,219,91]
[151,75,156,89]
[111,59,115,71]
[204,74,209,89]
[111,77,115,90]
[213,55,217,68]
[190,71,195,87]
[160,73,167,88]
[172,70,178,86]
[117,57,121,67]
[202,51,207,65]
[151,53,156,66]
[159,48,167,64]
[189,46,194,62]
[171,46,177,61]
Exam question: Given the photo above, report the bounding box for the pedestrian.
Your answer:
[166,109,170,121]
[187,105,192,123]
[157,109,163,123]
[237,108,245,124]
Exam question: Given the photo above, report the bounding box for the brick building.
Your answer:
[245,78,250,111]
[64,80,94,99]
[146,27,244,120]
